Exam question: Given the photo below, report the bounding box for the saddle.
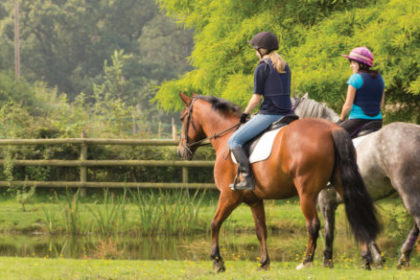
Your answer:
[352,120,382,138]
[232,114,299,163]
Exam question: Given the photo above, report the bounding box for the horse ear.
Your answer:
[303,92,309,99]
[179,92,192,106]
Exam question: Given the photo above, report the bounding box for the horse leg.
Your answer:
[397,223,420,269]
[369,240,385,268]
[360,242,373,270]
[393,181,420,269]
[250,200,270,270]
[210,192,240,273]
[317,188,338,268]
[296,193,320,270]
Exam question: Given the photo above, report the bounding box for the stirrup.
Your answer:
[229,172,254,191]
[230,182,254,191]
[229,172,240,191]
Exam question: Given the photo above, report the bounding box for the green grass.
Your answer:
[0,189,305,235]
[0,191,415,264]
[0,189,218,236]
[0,190,412,239]
[0,257,419,280]
[0,191,417,278]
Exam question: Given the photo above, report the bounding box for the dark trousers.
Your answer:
[340,119,382,138]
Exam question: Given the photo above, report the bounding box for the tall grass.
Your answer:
[87,189,127,235]
[41,207,58,234]
[61,189,84,235]
[130,188,207,236]
[38,188,209,236]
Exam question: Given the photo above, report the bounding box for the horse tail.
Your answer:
[331,128,380,243]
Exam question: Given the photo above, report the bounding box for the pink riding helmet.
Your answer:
[341,47,374,67]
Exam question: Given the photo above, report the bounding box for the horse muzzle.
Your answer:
[177,146,193,160]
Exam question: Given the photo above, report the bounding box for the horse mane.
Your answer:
[292,96,339,121]
[197,95,242,117]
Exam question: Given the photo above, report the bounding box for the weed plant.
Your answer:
[130,188,207,236]
[41,207,58,234]
[37,188,210,236]
[86,189,127,235]
[61,189,83,235]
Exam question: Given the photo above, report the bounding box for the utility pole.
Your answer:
[14,0,20,79]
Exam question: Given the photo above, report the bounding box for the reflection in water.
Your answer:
[0,231,362,261]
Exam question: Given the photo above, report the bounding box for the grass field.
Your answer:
[0,190,418,279]
[0,257,420,280]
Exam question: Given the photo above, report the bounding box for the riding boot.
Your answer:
[229,147,254,191]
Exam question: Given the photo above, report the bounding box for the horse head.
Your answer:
[292,93,340,121]
[177,93,206,160]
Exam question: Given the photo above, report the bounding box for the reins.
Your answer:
[183,96,302,149]
[292,96,303,111]
[182,98,241,151]
[188,122,241,147]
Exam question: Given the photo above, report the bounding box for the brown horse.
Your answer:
[177,93,379,272]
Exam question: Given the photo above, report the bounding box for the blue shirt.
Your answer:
[347,73,385,120]
[253,59,292,115]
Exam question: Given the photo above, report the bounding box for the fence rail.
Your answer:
[0,138,216,189]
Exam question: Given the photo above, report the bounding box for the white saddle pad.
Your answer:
[232,127,285,164]
[352,134,369,148]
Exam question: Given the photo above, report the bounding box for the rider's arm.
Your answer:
[339,85,356,121]
[244,94,262,114]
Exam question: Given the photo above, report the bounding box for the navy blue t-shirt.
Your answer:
[253,59,292,115]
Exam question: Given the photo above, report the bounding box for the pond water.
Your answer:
[0,231,364,262]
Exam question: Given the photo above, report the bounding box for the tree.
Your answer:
[0,0,192,101]
[155,0,419,123]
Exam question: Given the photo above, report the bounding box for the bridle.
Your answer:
[292,96,303,111]
[181,96,303,153]
[180,98,241,156]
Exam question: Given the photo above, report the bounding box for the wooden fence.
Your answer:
[0,138,216,189]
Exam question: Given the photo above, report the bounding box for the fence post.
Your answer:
[182,167,188,188]
[80,132,87,196]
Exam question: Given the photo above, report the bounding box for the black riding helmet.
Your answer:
[248,31,279,52]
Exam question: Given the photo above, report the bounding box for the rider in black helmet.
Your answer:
[249,31,279,57]
[228,31,293,191]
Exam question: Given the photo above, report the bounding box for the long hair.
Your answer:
[356,62,378,79]
[260,49,287,74]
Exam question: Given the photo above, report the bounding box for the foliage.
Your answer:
[156,0,420,123]
[130,188,207,236]
[61,189,83,235]
[14,185,36,212]
[0,0,187,96]
[86,189,127,236]
[0,0,193,130]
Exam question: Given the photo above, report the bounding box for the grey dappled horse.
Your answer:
[292,94,420,268]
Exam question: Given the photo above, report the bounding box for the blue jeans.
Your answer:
[228,114,284,149]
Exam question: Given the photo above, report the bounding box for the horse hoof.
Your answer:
[258,264,270,271]
[361,262,371,271]
[323,259,334,268]
[296,262,312,270]
[213,261,226,273]
[373,260,385,269]
[397,257,409,270]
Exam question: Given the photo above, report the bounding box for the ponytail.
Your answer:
[259,49,287,74]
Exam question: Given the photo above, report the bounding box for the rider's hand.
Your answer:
[240,113,249,123]
[336,119,344,125]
